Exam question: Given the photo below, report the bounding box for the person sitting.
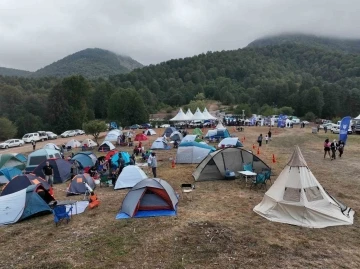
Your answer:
[133,146,139,156]
[173,140,179,148]
[89,166,98,177]
[89,192,100,209]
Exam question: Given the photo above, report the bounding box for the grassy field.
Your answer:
[1,126,360,269]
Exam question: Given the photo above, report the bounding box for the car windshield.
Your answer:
[23,134,29,138]
[4,140,12,143]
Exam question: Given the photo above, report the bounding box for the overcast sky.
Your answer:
[1,0,359,71]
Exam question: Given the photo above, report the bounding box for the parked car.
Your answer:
[140,123,152,129]
[331,125,340,134]
[0,139,24,149]
[61,130,77,138]
[130,124,140,129]
[46,131,58,139]
[22,132,48,143]
[75,129,85,135]
[319,123,333,130]
[160,124,170,128]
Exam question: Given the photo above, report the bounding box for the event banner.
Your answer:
[339,116,351,144]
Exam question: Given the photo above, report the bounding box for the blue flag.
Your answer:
[339,116,351,144]
[277,114,283,127]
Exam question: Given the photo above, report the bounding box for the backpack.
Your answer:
[339,143,344,149]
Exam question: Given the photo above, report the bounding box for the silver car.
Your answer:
[0,139,25,149]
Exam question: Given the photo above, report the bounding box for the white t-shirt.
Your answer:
[147,155,153,164]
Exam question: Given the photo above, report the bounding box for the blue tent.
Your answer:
[111,152,131,168]
[14,153,27,163]
[176,142,216,164]
[71,152,97,169]
[205,129,230,139]
[0,167,22,184]
[33,159,72,184]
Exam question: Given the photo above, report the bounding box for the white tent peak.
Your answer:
[202,107,217,120]
[192,107,207,120]
[170,108,189,121]
[287,146,308,167]
[185,108,194,119]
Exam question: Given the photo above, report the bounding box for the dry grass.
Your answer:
[1,126,360,269]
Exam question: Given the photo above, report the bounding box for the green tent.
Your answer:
[0,154,25,170]
[193,128,203,136]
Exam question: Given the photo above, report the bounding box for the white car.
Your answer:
[331,125,340,134]
[0,139,24,149]
[75,129,85,135]
[61,130,77,138]
[160,124,170,128]
[46,131,58,139]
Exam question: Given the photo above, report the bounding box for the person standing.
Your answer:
[265,134,269,144]
[268,130,272,141]
[43,161,54,187]
[257,134,263,147]
[71,160,80,178]
[330,139,338,160]
[118,155,125,174]
[147,151,154,174]
[32,140,36,151]
[324,139,331,159]
[150,152,157,178]
[338,140,345,158]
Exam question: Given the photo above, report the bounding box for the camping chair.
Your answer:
[250,172,267,191]
[100,174,111,187]
[262,169,272,185]
[181,183,194,200]
[53,204,73,226]
[243,163,253,172]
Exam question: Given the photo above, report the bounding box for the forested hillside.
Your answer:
[248,34,360,54]
[0,48,143,79]
[1,36,360,140]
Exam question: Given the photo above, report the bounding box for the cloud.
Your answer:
[0,0,359,71]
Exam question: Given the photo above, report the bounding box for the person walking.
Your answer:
[268,129,272,141]
[265,134,269,144]
[257,134,263,147]
[150,152,157,178]
[42,161,54,187]
[330,139,338,160]
[147,151,153,174]
[338,140,345,158]
[324,139,331,159]
[32,140,36,151]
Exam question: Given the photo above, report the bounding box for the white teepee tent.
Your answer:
[202,107,217,120]
[253,146,354,228]
[192,107,206,120]
[170,108,189,121]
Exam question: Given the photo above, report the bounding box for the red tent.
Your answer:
[134,134,148,141]
[105,150,118,161]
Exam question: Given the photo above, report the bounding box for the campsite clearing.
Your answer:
[1,126,360,268]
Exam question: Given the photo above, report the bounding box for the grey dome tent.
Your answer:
[162,127,177,137]
[66,173,96,196]
[116,178,178,219]
[193,147,270,181]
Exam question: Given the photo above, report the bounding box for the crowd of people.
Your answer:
[324,139,345,160]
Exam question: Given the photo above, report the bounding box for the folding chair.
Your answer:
[181,183,194,200]
[250,173,267,190]
[53,205,73,226]
[262,169,272,185]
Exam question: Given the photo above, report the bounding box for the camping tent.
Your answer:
[151,137,170,150]
[202,107,217,120]
[218,138,243,148]
[65,139,81,148]
[193,147,270,181]
[0,185,54,225]
[176,141,216,164]
[26,149,61,172]
[181,135,199,143]
[253,146,355,228]
[0,173,50,196]
[66,173,96,196]
[116,178,178,219]
[0,154,26,170]
[0,167,22,184]
[33,159,71,184]
[192,128,203,136]
[205,128,230,139]
[170,131,183,142]
[170,108,189,121]
[43,143,60,151]
[71,152,97,169]
[216,122,225,129]
[11,153,27,163]
[111,152,131,167]
[185,109,194,119]
[192,107,207,120]
[104,129,122,142]
[162,127,177,137]
[98,141,115,152]
[81,139,97,148]
[134,133,148,141]
[114,165,148,189]
[105,150,118,161]
[145,129,156,136]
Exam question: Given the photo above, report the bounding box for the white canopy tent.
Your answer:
[254,146,355,228]
[202,108,217,120]
[192,108,207,120]
[216,122,225,129]
[185,109,194,119]
[170,108,189,121]
[354,115,360,120]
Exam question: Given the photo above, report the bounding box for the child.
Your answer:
[265,134,269,144]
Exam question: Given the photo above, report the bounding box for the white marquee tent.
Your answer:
[253,146,355,228]
[170,108,189,121]
[202,108,217,120]
[192,108,207,120]
[185,109,194,119]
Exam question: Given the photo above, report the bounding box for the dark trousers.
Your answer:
[339,149,344,157]
[258,141,262,147]
[331,149,336,159]
[152,167,157,178]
